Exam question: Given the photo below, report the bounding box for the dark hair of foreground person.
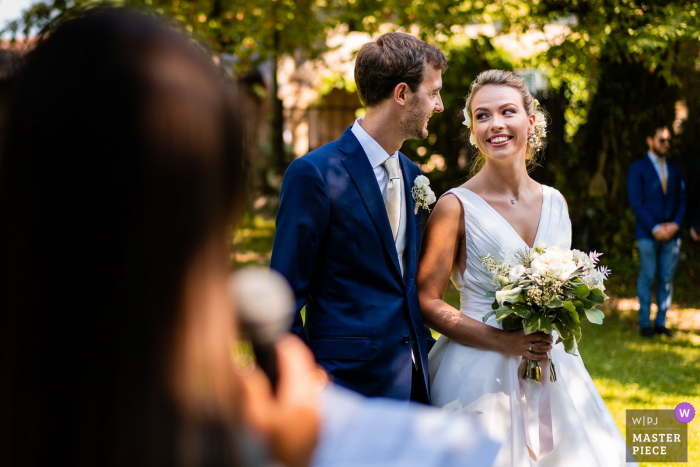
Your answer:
[0,8,249,466]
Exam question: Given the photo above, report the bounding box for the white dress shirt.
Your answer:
[311,385,501,467]
[352,118,407,276]
[647,151,670,234]
[647,151,669,190]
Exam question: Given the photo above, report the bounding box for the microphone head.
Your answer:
[229,267,295,344]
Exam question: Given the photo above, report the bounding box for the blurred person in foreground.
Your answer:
[627,124,685,338]
[0,8,499,467]
[0,9,319,466]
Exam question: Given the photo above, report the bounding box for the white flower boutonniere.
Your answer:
[412,175,436,214]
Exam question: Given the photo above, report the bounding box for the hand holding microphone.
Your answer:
[230,267,323,467]
[229,267,296,391]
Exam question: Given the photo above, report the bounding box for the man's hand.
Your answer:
[691,226,700,242]
[664,222,679,239]
[653,224,670,241]
[653,223,678,242]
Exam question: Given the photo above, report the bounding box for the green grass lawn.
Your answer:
[578,312,700,467]
[235,215,700,465]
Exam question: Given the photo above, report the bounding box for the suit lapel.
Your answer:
[642,156,666,198]
[400,154,418,285]
[339,129,403,281]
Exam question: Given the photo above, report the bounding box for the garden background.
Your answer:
[5,1,700,465]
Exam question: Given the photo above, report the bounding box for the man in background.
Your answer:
[628,124,686,338]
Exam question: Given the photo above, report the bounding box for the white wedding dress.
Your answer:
[429,186,635,467]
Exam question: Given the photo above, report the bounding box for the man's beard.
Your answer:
[400,97,430,140]
[653,142,669,157]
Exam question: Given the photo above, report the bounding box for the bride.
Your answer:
[416,70,634,466]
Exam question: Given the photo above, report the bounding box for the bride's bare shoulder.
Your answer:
[430,192,463,220]
[427,188,464,235]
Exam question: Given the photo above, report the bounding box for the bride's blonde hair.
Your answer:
[464,70,547,176]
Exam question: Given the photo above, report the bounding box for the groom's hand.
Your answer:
[502,330,552,361]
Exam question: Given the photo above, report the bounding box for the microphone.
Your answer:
[229,267,295,391]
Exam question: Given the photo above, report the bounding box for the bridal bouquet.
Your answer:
[481,243,610,382]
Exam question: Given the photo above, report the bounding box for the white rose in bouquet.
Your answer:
[531,247,578,281]
[509,264,527,283]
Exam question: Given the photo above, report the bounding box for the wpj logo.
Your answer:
[626,409,688,463]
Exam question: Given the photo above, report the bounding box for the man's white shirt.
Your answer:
[647,151,670,234]
[352,118,407,276]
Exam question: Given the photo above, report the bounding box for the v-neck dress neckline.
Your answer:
[456,185,549,249]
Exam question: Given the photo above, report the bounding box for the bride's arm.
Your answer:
[417,194,551,361]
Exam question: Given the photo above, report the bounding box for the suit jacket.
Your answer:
[627,155,686,240]
[270,127,432,402]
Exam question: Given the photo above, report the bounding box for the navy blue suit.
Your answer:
[627,154,685,329]
[270,127,432,402]
[628,155,685,240]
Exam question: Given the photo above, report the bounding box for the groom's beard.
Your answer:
[400,96,431,140]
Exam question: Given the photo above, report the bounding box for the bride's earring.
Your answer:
[469,133,477,147]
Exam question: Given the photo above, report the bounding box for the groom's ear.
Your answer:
[393,82,411,106]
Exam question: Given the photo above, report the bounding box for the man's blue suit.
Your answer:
[270,127,433,402]
[628,154,685,330]
[628,155,685,240]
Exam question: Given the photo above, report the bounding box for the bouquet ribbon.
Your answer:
[517,355,554,460]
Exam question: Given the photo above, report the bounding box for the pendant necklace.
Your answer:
[482,173,527,205]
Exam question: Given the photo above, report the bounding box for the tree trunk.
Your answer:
[271,30,285,171]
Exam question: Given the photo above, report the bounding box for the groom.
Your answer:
[270,32,446,403]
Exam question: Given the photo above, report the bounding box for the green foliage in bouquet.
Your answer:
[481,245,610,356]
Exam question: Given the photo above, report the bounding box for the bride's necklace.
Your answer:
[482,173,527,205]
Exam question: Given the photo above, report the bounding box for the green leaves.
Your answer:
[575,284,590,299]
[584,308,605,325]
[496,306,515,320]
[512,303,532,318]
[482,310,496,323]
[495,287,522,306]
[523,313,552,335]
[588,292,605,305]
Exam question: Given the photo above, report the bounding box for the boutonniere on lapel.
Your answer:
[412,175,437,214]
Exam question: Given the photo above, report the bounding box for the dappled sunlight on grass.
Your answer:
[231,214,275,267]
[579,312,699,466]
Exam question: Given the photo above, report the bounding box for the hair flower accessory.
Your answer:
[462,107,471,127]
[412,175,436,214]
[529,110,547,151]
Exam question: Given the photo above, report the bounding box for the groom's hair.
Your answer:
[355,32,447,108]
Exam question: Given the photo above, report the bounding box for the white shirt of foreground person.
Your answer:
[311,385,500,467]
